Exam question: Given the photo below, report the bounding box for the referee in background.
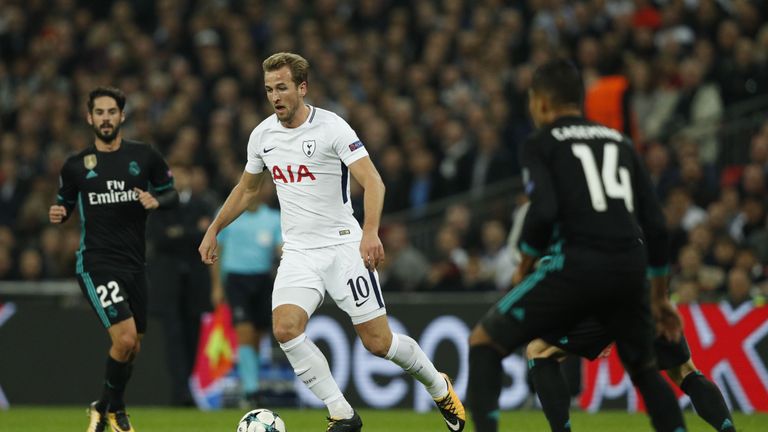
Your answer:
[210,184,281,407]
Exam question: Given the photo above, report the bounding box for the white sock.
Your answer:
[385,333,448,399]
[280,334,354,419]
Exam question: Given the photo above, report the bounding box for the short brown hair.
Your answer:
[262,52,309,87]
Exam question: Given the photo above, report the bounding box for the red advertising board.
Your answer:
[581,303,768,413]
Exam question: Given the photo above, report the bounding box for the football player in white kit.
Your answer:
[198,52,465,432]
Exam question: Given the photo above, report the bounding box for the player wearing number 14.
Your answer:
[50,87,179,432]
[467,60,686,432]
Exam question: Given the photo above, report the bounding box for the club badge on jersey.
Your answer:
[303,140,316,157]
[84,154,97,170]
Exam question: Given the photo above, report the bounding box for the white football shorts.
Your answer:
[272,242,386,325]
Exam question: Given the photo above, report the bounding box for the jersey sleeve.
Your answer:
[518,134,558,257]
[331,115,368,166]
[245,128,266,174]
[56,157,78,213]
[630,147,670,275]
[148,147,175,191]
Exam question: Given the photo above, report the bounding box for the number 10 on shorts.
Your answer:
[347,276,372,308]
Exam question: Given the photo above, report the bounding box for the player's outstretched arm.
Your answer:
[349,156,385,270]
[199,170,267,264]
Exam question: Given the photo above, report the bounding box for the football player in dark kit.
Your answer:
[49,87,179,432]
[467,60,687,432]
[526,315,735,432]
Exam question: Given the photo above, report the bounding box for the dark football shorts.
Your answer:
[225,273,273,329]
[543,317,692,370]
[479,247,660,375]
[76,271,148,333]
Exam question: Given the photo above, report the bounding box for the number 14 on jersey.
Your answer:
[571,143,634,213]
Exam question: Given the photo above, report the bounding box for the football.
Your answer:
[236,408,286,432]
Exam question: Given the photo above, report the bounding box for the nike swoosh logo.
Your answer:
[264,147,276,153]
[355,298,370,307]
[445,418,461,431]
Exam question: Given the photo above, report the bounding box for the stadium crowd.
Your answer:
[1,0,768,305]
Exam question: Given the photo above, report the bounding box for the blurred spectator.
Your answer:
[739,163,768,198]
[707,236,737,272]
[0,245,15,280]
[428,225,469,291]
[628,60,678,142]
[728,196,766,242]
[38,225,66,278]
[0,157,29,227]
[706,201,733,238]
[407,146,438,217]
[679,156,717,207]
[584,55,631,135]
[458,124,515,197]
[671,278,701,305]
[379,146,410,214]
[442,203,478,250]
[666,187,707,232]
[732,247,765,283]
[437,119,471,197]
[674,245,724,302]
[663,58,723,163]
[379,223,430,292]
[17,248,44,281]
[644,143,677,201]
[724,268,761,308]
[718,37,766,108]
[688,224,713,256]
[478,220,515,291]
[463,254,494,292]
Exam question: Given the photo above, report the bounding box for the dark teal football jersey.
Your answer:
[57,140,174,273]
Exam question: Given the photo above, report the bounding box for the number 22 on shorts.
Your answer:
[96,280,125,308]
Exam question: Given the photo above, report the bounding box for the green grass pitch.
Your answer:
[1,407,766,431]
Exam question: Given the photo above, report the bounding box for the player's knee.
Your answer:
[361,332,391,357]
[131,340,142,358]
[272,319,303,344]
[667,359,696,386]
[468,324,490,346]
[113,332,138,357]
[526,339,550,359]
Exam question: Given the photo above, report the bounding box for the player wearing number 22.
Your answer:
[49,87,179,432]
[199,52,465,432]
[467,60,688,432]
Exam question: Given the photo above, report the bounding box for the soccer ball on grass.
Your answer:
[236,408,286,432]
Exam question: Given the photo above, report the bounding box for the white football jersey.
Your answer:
[245,105,368,250]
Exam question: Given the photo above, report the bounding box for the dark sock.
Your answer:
[562,356,582,398]
[632,369,687,432]
[529,358,571,431]
[468,345,504,432]
[99,356,133,412]
[680,372,735,432]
